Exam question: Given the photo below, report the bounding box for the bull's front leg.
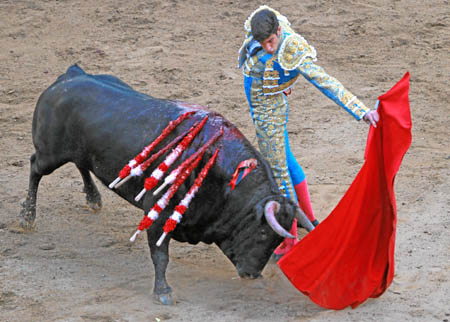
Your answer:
[147,229,173,305]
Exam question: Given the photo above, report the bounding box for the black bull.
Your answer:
[20,65,313,304]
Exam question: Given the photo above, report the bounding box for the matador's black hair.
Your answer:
[250,9,279,43]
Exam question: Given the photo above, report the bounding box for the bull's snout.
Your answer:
[236,263,262,279]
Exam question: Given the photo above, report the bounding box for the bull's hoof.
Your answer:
[153,293,174,305]
[19,207,36,231]
[17,219,35,232]
[85,190,102,212]
[86,198,102,212]
[83,186,102,212]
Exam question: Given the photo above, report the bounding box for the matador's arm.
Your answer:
[298,57,369,120]
[278,34,370,121]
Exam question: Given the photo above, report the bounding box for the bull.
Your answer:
[20,65,313,304]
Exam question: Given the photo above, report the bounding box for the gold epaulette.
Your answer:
[278,33,317,71]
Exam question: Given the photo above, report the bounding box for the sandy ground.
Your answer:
[1,0,449,321]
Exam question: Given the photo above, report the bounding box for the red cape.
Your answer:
[278,73,412,309]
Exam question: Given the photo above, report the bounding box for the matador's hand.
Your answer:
[363,110,380,128]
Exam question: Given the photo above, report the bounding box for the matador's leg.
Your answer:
[284,131,318,225]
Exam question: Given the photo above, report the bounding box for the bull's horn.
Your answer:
[295,206,315,232]
[264,201,295,239]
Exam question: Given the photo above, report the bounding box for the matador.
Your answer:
[238,6,379,256]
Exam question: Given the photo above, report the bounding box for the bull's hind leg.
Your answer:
[19,153,50,229]
[147,230,173,305]
[77,166,102,211]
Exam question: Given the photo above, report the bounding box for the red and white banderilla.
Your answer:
[109,111,195,189]
[153,127,223,196]
[130,150,206,242]
[134,115,209,202]
[113,124,195,189]
[156,149,219,246]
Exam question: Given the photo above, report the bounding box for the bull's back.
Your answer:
[32,65,186,187]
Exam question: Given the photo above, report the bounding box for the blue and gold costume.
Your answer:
[239,6,369,200]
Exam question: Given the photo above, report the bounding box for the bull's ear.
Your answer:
[254,202,264,223]
[282,198,297,221]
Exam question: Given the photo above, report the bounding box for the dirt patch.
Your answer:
[1,0,449,321]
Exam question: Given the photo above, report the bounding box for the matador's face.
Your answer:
[260,26,282,54]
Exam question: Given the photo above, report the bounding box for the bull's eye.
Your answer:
[260,229,268,240]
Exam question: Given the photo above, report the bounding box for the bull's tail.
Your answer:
[66,64,86,78]
[52,64,86,84]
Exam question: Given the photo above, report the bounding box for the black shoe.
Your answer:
[311,219,320,227]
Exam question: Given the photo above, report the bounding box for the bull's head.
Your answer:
[217,196,313,279]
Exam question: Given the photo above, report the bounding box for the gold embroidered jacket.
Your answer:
[239,5,369,120]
